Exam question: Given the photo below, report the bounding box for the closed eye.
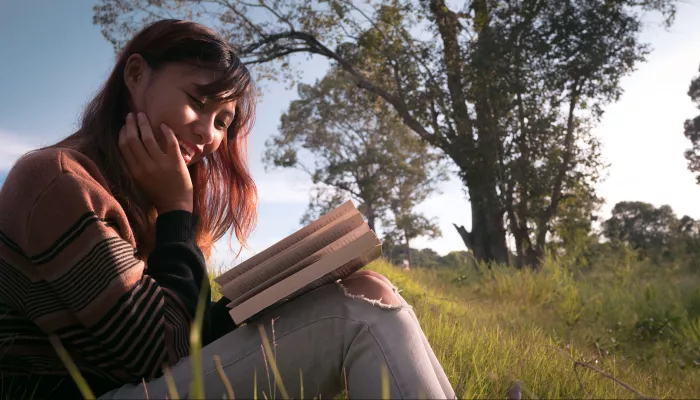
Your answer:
[187,93,204,109]
[187,91,232,130]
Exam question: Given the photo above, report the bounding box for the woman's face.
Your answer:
[124,54,236,165]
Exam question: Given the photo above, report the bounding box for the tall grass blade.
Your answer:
[299,368,304,400]
[162,365,180,400]
[214,355,235,399]
[260,343,272,398]
[47,334,95,399]
[258,324,289,399]
[189,276,210,399]
[142,378,150,399]
[381,364,389,399]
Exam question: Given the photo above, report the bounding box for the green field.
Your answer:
[356,256,700,399]
[30,253,700,399]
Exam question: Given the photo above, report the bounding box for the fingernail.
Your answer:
[127,112,133,120]
[137,112,144,120]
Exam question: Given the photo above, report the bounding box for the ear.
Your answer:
[123,54,151,106]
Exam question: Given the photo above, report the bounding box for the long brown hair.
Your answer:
[54,19,258,262]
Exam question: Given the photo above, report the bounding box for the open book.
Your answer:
[214,200,383,325]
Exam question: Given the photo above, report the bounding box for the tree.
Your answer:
[602,201,679,259]
[602,201,700,264]
[263,67,447,241]
[546,182,603,260]
[677,215,700,261]
[93,0,677,265]
[380,143,444,267]
[468,1,650,267]
[298,185,348,226]
[683,64,700,182]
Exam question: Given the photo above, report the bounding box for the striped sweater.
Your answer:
[0,147,234,398]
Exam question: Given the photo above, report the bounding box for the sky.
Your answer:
[1,1,700,269]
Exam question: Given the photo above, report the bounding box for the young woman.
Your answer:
[0,19,455,399]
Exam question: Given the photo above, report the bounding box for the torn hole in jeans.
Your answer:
[336,281,403,310]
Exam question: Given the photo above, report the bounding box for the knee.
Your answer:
[339,271,401,307]
[349,270,394,286]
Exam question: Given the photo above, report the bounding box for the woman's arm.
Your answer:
[24,170,211,382]
[209,295,237,341]
[149,211,237,344]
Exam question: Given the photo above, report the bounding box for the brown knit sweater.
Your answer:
[0,147,234,399]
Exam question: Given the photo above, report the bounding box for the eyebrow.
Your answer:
[220,109,235,122]
[186,87,236,121]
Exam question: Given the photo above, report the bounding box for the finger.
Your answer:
[124,113,153,166]
[136,112,164,160]
[118,125,138,170]
[160,123,184,161]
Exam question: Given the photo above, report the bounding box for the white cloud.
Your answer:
[252,169,315,204]
[409,177,471,256]
[0,129,45,170]
[210,235,285,274]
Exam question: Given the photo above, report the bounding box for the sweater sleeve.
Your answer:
[150,212,235,345]
[23,171,210,382]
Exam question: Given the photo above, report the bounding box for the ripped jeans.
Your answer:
[99,281,456,399]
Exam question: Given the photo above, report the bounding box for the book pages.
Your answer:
[225,223,372,308]
[214,200,357,286]
[239,245,383,326]
[228,231,381,325]
[218,211,366,301]
[283,244,383,300]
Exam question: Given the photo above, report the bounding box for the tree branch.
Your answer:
[255,0,295,32]
[429,0,475,152]
[245,47,315,64]
[536,78,585,248]
[546,345,656,400]
[218,0,270,39]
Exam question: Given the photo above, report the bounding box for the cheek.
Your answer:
[191,137,225,165]
[202,137,225,159]
[144,96,191,147]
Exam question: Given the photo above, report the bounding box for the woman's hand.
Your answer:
[119,112,194,214]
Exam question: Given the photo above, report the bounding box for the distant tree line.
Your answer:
[600,201,700,265]
[382,199,700,270]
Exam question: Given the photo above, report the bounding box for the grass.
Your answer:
[43,252,700,399]
[363,254,700,398]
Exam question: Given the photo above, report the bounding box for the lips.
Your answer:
[177,138,199,164]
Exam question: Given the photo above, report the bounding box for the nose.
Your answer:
[191,114,218,145]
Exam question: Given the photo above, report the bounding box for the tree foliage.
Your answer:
[94,0,677,266]
[683,65,700,182]
[263,67,447,259]
[385,246,475,269]
[603,202,678,253]
[380,151,444,267]
[602,201,700,263]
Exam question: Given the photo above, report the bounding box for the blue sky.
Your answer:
[1,1,700,268]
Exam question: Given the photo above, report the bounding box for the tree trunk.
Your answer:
[533,82,583,265]
[469,190,509,265]
[430,0,509,265]
[450,172,509,266]
[453,223,473,251]
[365,201,377,232]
